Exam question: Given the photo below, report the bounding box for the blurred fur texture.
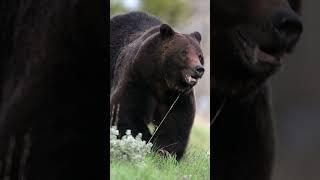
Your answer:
[0,1,106,179]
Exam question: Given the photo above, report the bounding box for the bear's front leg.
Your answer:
[110,85,157,140]
[152,92,196,160]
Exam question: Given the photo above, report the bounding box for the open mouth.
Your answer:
[235,30,285,66]
[184,74,199,86]
[164,73,199,93]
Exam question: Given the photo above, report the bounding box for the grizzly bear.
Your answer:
[110,11,205,160]
[213,0,302,180]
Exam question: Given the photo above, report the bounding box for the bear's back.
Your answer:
[110,12,162,79]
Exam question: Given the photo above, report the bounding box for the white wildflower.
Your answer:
[110,126,153,164]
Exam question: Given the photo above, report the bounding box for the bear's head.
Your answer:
[213,0,303,98]
[158,24,204,93]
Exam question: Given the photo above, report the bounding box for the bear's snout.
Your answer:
[194,65,205,78]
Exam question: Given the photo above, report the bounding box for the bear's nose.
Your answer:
[194,65,205,77]
[272,8,303,51]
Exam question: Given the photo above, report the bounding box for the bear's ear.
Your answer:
[289,0,301,14]
[191,31,201,43]
[160,24,174,38]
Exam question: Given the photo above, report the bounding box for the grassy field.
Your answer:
[110,120,210,180]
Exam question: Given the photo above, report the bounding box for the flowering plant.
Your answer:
[110,126,153,164]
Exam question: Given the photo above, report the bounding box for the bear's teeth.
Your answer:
[187,75,197,83]
[188,76,191,82]
[184,75,197,84]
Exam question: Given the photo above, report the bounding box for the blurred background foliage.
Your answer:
[110,0,127,14]
[110,0,192,26]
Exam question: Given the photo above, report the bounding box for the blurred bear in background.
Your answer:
[213,0,302,179]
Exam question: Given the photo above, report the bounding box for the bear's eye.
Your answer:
[180,49,188,60]
[199,54,204,64]
[181,49,187,56]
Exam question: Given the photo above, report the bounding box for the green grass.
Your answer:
[110,122,210,180]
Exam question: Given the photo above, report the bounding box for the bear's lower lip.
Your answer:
[246,45,282,65]
[235,30,284,66]
[184,75,198,85]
